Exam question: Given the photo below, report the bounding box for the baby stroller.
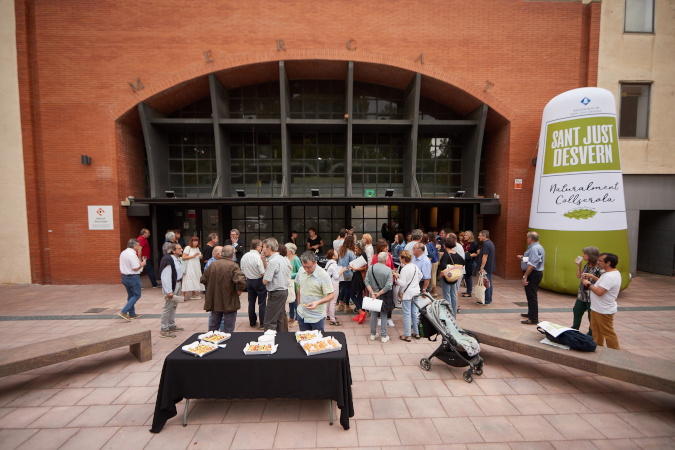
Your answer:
[413,293,484,383]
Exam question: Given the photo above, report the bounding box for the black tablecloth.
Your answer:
[150,332,353,432]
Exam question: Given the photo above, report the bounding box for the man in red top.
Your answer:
[138,228,160,288]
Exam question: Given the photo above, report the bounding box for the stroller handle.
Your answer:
[412,292,434,309]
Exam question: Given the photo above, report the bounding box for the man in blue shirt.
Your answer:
[412,243,432,295]
[518,232,545,324]
[477,230,496,305]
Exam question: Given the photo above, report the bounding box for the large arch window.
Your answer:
[230,131,283,197]
[168,132,216,198]
[352,132,404,197]
[290,80,345,119]
[290,132,345,197]
[353,82,404,120]
[416,134,462,197]
[228,82,280,119]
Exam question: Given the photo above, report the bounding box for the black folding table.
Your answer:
[150,331,353,432]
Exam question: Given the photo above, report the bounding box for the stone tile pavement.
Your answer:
[0,274,674,449]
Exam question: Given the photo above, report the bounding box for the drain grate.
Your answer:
[512,302,527,307]
[83,308,107,314]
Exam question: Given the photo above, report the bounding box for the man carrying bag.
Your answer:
[365,252,394,343]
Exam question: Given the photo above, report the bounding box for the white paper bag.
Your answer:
[362,296,383,312]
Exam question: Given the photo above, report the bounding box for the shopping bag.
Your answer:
[474,272,486,304]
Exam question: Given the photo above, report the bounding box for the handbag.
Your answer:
[286,280,296,304]
[369,267,395,314]
[441,253,463,283]
[474,272,486,304]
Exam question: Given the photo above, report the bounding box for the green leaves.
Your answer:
[564,208,597,220]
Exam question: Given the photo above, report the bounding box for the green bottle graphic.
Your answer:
[530,88,630,294]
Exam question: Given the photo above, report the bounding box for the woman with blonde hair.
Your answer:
[394,250,422,341]
[285,242,302,325]
[181,236,204,301]
[362,233,374,263]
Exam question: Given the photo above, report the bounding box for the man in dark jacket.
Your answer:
[223,229,245,265]
[200,245,246,332]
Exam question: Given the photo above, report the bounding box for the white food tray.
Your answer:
[198,331,231,345]
[181,341,219,357]
[295,330,322,343]
[301,337,343,356]
[243,341,278,355]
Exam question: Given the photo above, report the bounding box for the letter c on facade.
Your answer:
[347,39,356,51]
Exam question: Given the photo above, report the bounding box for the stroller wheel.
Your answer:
[420,358,431,371]
[473,366,484,376]
[463,370,473,383]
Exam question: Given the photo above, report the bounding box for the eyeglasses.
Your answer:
[598,259,606,263]
[302,262,316,270]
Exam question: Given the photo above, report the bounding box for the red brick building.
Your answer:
[14,0,601,284]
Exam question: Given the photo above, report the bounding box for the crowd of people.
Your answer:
[119,224,624,350]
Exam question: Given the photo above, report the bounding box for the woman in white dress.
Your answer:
[181,236,204,300]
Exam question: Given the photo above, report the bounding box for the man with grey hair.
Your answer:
[241,239,268,329]
[119,238,147,321]
[296,251,334,333]
[200,245,246,333]
[365,252,394,343]
[518,231,545,324]
[162,231,176,256]
[404,229,428,256]
[262,238,290,332]
[159,243,184,338]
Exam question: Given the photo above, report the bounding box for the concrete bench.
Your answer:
[459,317,675,395]
[0,326,152,378]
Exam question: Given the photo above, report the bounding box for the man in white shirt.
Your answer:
[582,252,622,350]
[333,228,347,253]
[119,238,147,321]
[159,243,184,338]
[240,239,267,329]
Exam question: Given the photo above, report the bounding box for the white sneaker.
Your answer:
[387,319,395,327]
[381,335,390,343]
[370,334,380,341]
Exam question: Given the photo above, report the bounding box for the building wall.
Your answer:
[597,0,675,275]
[0,0,31,285]
[14,0,602,284]
[597,0,675,174]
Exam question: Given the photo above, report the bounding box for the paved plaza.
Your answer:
[0,274,674,449]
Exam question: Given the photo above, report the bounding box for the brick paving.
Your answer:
[0,274,674,449]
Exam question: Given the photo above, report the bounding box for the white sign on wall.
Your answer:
[88,205,114,230]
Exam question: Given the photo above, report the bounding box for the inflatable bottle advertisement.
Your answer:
[529,87,630,294]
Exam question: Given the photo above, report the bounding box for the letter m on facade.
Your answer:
[129,78,144,92]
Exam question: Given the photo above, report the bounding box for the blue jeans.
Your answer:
[352,289,363,311]
[338,281,352,305]
[370,311,388,337]
[401,299,419,337]
[485,272,493,304]
[441,281,459,317]
[288,300,297,320]
[463,260,475,295]
[247,278,267,326]
[297,315,325,333]
[121,274,142,315]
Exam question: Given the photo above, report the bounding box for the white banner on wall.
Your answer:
[88,205,114,230]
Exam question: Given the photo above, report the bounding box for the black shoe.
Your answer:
[521,319,538,325]
[520,313,529,318]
